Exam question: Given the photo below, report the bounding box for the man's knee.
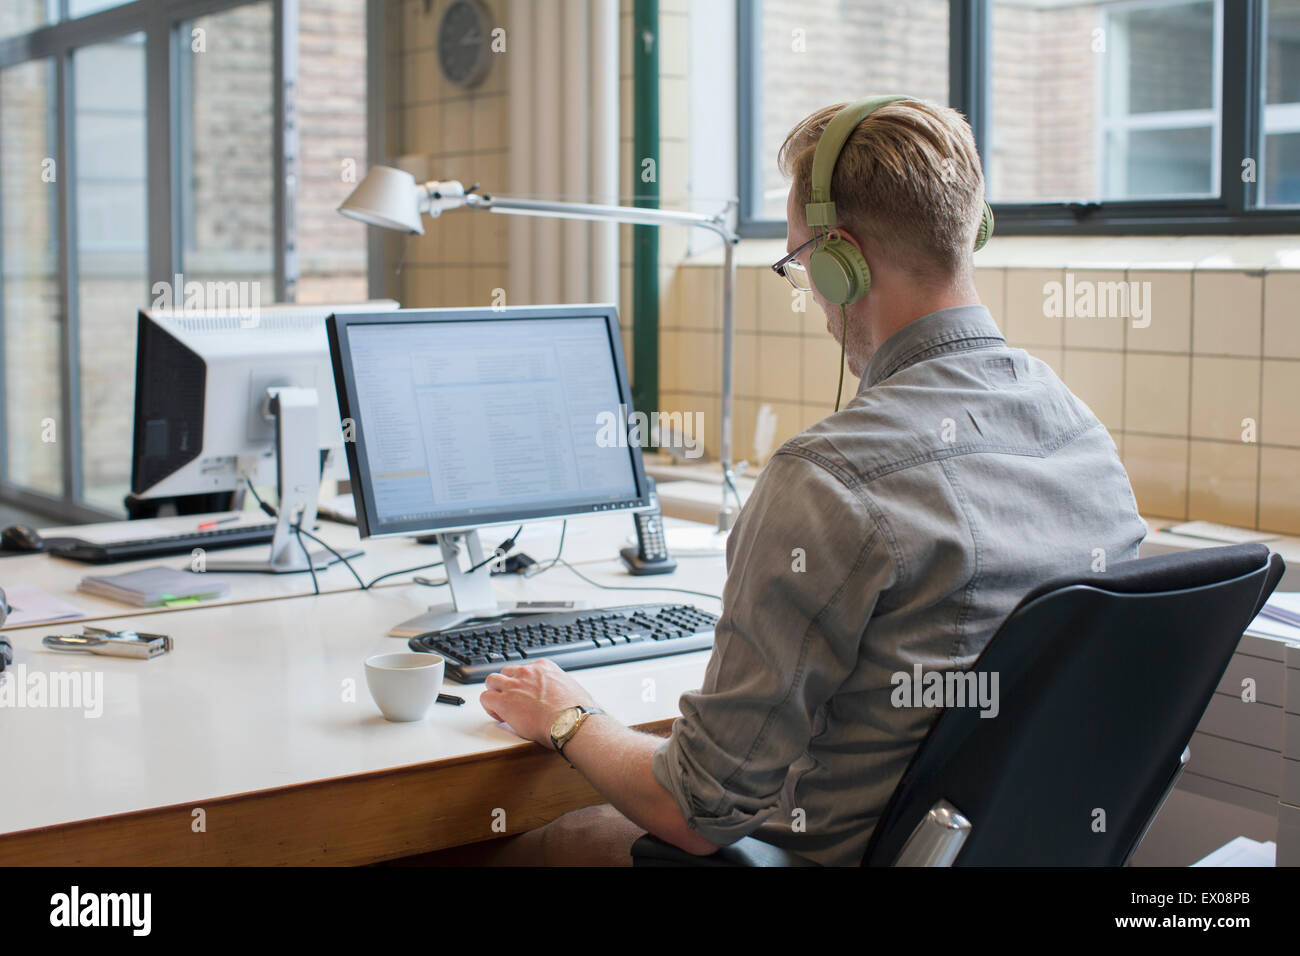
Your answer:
[535,804,645,866]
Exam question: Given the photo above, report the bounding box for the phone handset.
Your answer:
[620,477,677,575]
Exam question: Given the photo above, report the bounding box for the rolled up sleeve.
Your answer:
[651,449,894,846]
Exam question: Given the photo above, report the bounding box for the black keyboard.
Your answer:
[409,603,719,682]
[47,523,276,563]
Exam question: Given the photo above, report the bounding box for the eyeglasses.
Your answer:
[771,234,823,292]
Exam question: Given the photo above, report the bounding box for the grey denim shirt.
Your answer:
[651,304,1147,866]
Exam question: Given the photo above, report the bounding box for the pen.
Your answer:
[197,515,242,531]
[437,693,464,706]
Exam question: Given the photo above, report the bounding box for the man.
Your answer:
[476,97,1146,866]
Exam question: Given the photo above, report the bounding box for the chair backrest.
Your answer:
[862,543,1284,866]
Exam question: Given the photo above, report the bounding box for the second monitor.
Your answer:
[328,304,651,636]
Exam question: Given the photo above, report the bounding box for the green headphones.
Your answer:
[805,94,994,306]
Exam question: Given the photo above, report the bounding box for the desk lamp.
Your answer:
[338,164,743,530]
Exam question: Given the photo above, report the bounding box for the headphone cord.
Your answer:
[835,303,848,412]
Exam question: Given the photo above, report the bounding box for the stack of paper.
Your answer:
[78,566,229,607]
[1246,592,1300,642]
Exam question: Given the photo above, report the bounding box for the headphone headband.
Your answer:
[806,94,908,229]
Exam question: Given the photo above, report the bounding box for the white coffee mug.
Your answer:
[364,652,445,722]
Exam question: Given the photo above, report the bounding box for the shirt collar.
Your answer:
[859,305,1005,392]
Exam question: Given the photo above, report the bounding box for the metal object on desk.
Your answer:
[42,625,173,660]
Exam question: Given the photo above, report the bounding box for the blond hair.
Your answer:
[778,98,985,279]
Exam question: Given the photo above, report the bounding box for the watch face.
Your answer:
[552,706,581,739]
[438,0,492,89]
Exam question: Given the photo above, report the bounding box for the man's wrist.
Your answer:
[549,704,608,759]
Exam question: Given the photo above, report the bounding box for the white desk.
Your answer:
[1,512,709,629]
[0,531,726,865]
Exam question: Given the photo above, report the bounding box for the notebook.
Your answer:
[78,566,230,607]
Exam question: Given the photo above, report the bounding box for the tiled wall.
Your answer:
[385,0,509,310]
[387,0,683,363]
[660,260,1300,535]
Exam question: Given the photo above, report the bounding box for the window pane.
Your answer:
[75,33,147,512]
[989,0,1219,203]
[750,0,949,221]
[1262,0,1300,206]
[297,0,369,303]
[180,2,276,292]
[1106,126,1214,198]
[1,59,63,496]
[0,1,53,41]
[68,0,132,18]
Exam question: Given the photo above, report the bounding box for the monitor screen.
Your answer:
[329,306,649,538]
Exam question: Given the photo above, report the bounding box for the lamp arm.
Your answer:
[458,190,738,244]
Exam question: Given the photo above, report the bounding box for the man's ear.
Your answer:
[833,228,864,255]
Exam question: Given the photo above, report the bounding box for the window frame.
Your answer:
[736,0,1300,238]
[0,0,351,522]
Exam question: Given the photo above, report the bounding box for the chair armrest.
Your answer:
[631,833,819,867]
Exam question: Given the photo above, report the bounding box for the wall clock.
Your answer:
[437,0,494,90]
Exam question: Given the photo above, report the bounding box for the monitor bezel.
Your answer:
[327,304,652,540]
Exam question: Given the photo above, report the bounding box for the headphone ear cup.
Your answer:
[974,201,995,251]
[809,239,872,306]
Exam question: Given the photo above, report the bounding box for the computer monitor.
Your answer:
[132,300,399,572]
[328,304,651,635]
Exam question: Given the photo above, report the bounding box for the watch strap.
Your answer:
[554,705,606,762]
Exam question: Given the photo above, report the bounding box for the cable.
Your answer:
[244,477,278,520]
[293,523,320,595]
[523,521,567,577]
[364,560,445,589]
[366,525,521,589]
[722,469,743,512]
[248,476,445,589]
[835,303,848,412]
[556,558,722,603]
[294,525,366,590]
[464,525,523,574]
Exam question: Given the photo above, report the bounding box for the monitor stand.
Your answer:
[206,386,363,575]
[388,530,576,638]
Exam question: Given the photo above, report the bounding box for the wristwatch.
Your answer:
[549,705,607,762]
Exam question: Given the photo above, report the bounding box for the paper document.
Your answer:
[1246,591,1300,642]
[1,585,87,628]
[41,512,270,546]
[1165,521,1279,544]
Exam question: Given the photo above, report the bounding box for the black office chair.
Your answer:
[632,543,1284,867]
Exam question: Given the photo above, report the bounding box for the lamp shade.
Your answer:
[338,165,425,235]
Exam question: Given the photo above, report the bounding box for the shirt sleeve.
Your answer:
[651,448,895,846]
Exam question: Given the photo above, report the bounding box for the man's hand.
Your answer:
[480,658,602,748]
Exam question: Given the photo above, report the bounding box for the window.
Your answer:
[179,3,277,292]
[743,0,949,223]
[1263,0,1300,204]
[0,0,371,520]
[0,59,62,496]
[738,0,1300,235]
[75,34,149,511]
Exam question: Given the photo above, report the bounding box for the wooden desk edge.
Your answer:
[0,717,677,866]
